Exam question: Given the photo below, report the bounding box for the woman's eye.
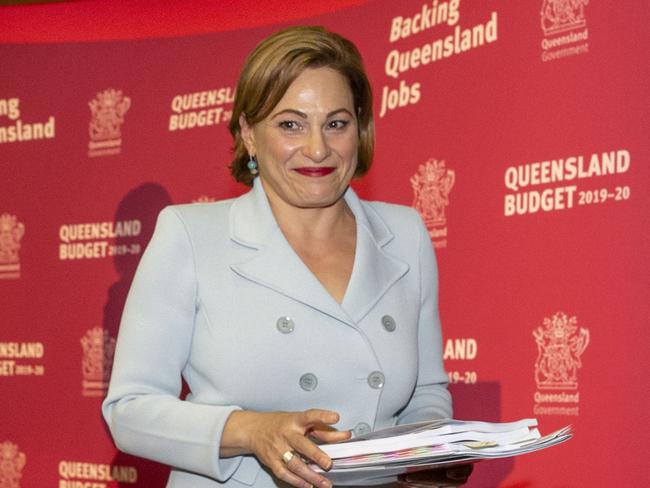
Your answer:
[328,120,350,130]
[279,120,302,131]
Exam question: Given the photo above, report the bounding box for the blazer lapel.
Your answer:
[229,179,409,326]
[341,190,410,324]
[229,179,353,326]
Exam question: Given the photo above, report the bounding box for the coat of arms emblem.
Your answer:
[88,89,131,142]
[0,214,24,265]
[533,312,590,389]
[541,0,589,35]
[88,89,131,156]
[411,159,455,232]
[81,327,116,396]
[0,441,26,488]
[0,213,25,279]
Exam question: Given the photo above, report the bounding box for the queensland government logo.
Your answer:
[88,89,131,157]
[0,441,26,488]
[540,0,589,62]
[0,213,25,280]
[81,327,116,397]
[533,312,590,416]
[411,159,455,248]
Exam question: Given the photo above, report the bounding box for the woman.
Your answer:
[103,26,469,488]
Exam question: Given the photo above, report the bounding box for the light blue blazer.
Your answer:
[102,178,451,488]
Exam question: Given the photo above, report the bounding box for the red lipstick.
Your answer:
[294,167,335,177]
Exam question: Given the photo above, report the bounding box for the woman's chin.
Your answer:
[288,189,345,209]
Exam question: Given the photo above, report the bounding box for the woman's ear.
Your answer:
[239,113,256,155]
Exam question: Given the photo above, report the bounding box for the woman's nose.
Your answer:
[302,130,330,162]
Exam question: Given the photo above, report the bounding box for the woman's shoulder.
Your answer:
[152,198,237,241]
[160,197,235,221]
[360,198,424,232]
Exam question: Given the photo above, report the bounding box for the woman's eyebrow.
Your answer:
[327,108,354,118]
[270,109,307,119]
[270,108,354,119]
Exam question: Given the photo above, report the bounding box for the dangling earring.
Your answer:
[247,155,258,175]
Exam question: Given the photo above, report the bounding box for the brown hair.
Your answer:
[228,25,374,186]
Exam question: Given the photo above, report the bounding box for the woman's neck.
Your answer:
[262,184,355,243]
[280,203,352,241]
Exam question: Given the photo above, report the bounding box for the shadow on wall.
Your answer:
[103,182,173,485]
[102,182,173,340]
[449,381,516,488]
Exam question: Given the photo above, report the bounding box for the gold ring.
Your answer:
[282,450,295,464]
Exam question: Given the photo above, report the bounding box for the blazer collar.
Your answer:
[229,178,409,325]
[229,178,279,249]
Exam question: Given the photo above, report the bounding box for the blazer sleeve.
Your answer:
[102,206,243,480]
[396,212,452,424]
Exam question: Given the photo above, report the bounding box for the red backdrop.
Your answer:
[1,1,648,486]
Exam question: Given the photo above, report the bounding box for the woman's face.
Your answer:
[240,67,359,210]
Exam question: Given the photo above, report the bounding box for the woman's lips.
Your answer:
[294,167,335,177]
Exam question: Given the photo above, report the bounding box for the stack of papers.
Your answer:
[315,419,571,484]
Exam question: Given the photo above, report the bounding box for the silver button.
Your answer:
[276,316,295,334]
[352,422,372,437]
[381,315,396,332]
[299,373,318,391]
[367,371,385,389]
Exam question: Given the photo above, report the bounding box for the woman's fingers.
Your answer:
[263,448,317,488]
[291,433,333,470]
[239,409,346,488]
[301,409,350,443]
[309,427,351,443]
[283,452,332,488]
[274,458,315,488]
[299,408,340,427]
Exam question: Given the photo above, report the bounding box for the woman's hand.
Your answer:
[222,409,351,488]
[397,464,474,488]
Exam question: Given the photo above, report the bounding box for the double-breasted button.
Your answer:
[381,315,396,332]
[352,422,372,437]
[276,316,295,334]
[299,373,318,391]
[367,371,385,389]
